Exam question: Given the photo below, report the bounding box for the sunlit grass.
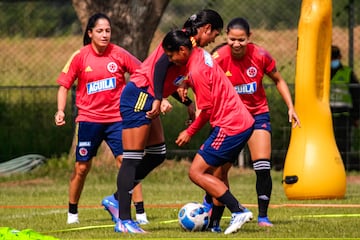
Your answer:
[0,158,360,239]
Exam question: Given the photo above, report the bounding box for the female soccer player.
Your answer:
[114,37,188,234]
[210,17,301,228]
[114,9,223,234]
[54,13,144,225]
[163,29,255,235]
[101,9,222,226]
[152,9,223,116]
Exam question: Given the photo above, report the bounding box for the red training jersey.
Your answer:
[57,43,141,123]
[130,43,187,98]
[186,48,254,136]
[212,43,276,115]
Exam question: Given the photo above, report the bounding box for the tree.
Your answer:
[68,0,169,163]
[72,0,169,61]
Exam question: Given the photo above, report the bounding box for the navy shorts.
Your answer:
[120,82,154,129]
[75,121,123,161]
[253,112,271,132]
[198,126,254,167]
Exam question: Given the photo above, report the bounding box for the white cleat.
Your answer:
[224,209,253,234]
[67,212,79,224]
[136,212,149,225]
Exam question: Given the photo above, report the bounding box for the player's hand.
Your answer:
[177,85,188,102]
[146,99,161,119]
[176,130,191,146]
[289,109,301,128]
[160,98,173,114]
[54,110,66,126]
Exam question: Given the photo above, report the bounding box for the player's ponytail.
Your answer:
[83,13,112,46]
[183,14,199,37]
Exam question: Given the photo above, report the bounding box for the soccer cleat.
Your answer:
[258,216,273,227]
[136,212,149,225]
[224,209,253,234]
[114,219,146,233]
[67,212,79,224]
[202,196,213,217]
[101,195,119,222]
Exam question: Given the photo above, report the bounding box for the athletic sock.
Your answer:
[69,203,78,214]
[208,205,225,228]
[134,143,166,181]
[134,201,145,214]
[117,150,143,220]
[113,192,118,201]
[253,159,272,217]
[217,190,246,213]
[204,192,213,204]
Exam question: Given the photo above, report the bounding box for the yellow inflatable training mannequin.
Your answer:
[282,0,346,199]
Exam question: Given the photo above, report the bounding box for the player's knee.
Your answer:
[75,161,91,177]
[188,168,200,184]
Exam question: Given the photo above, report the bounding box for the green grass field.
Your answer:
[0,157,360,239]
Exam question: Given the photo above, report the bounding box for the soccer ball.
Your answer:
[178,202,209,231]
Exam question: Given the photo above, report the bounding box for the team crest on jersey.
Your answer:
[87,77,116,95]
[107,62,118,73]
[246,67,257,78]
[174,75,187,86]
[79,147,88,157]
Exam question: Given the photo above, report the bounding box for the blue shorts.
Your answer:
[75,121,123,162]
[198,126,254,167]
[254,112,271,132]
[120,82,154,129]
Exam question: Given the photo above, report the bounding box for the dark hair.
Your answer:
[226,17,250,36]
[331,45,341,59]
[162,30,193,52]
[83,13,111,46]
[183,9,223,37]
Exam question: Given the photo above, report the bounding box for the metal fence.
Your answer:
[0,0,359,170]
[0,84,293,166]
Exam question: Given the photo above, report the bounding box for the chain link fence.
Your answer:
[0,0,359,170]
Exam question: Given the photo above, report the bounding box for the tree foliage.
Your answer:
[0,0,80,37]
[0,0,356,40]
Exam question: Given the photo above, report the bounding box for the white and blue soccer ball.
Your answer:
[178,202,209,231]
